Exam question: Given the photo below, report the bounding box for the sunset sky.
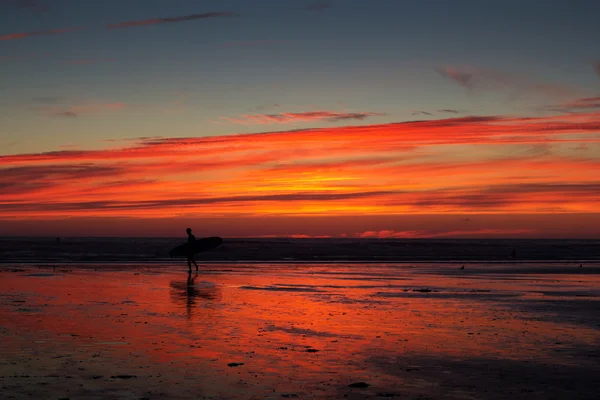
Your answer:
[1,0,599,237]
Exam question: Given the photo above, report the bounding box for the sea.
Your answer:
[1,237,599,264]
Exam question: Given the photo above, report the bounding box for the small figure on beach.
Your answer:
[511,248,517,258]
[186,228,199,273]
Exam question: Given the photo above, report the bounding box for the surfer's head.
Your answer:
[186,228,192,234]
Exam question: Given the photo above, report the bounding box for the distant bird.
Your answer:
[459,265,465,270]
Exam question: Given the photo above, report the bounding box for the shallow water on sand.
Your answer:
[1,263,599,399]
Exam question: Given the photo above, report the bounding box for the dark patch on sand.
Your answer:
[534,290,600,298]
[15,307,40,313]
[366,354,600,399]
[459,266,600,275]
[348,381,370,388]
[262,324,362,339]
[240,285,322,292]
[374,290,519,299]
[312,293,390,305]
[505,297,600,329]
[227,362,244,367]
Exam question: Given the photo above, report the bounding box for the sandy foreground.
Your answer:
[1,263,599,400]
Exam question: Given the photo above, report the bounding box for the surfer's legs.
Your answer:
[187,254,198,272]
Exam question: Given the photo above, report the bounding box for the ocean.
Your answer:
[1,237,599,264]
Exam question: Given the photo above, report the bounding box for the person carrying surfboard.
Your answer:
[169,234,222,270]
[186,228,199,273]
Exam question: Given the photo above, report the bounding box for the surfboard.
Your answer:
[169,236,223,257]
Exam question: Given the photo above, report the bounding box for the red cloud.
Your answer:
[1,110,599,218]
[356,229,536,238]
[225,111,386,124]
[107,12,236,29]
[358,230,424,238]
[3,111,600,166]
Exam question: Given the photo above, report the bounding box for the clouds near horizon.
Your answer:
[1,111,599,220]
[356,228,536,239]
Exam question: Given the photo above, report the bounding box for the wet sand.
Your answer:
[1,263,599,399]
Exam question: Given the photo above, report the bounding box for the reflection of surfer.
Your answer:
[169,274,219,319]
[186,228,199,273]
[185,273,198,318]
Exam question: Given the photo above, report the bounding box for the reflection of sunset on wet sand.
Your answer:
[1,263,599,399]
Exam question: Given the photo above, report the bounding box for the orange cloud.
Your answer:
[1,111,599,219]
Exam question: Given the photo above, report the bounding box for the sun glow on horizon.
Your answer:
[1,113,599,227]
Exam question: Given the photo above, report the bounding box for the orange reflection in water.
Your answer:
[1,263,599,399]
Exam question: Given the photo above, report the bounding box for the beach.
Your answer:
[1,262,599,399]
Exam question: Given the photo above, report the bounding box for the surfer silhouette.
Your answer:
[186,228,199,272]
